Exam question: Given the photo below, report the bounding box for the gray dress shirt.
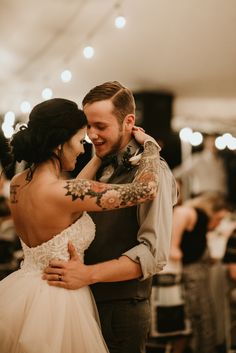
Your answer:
[100,138,178,280]
[123,154,178,279]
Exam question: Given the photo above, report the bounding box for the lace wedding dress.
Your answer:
[0,212,109,353]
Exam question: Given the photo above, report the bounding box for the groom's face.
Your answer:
[84,99,128,158]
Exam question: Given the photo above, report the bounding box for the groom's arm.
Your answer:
[43,242,142,289]
[43,160,177,289]
[123,159,177,279]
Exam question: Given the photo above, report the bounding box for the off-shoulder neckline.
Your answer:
[20,212,87,250]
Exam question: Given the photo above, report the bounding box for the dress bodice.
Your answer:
[20,212,95,272]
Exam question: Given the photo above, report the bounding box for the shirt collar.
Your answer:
[116,138,141,167]
[100,138,142,171]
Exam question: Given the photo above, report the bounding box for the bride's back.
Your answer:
[9,169,76,248]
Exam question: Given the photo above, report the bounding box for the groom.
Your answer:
[44,81,177,353]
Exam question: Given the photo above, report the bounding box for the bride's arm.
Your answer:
[58,138,160,213]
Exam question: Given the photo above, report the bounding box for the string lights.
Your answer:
[83,46,95,59]
[2,111,15,138]
[60,70,72,83]
[41,88,53,100]
[114,1,126,29]
[1,1,235,151]
[0,0,127,134]
[215,133,236,150]
[115,15,126,29]
[81,1,126,61]
[179,127,236,150]
[20,101,31,114]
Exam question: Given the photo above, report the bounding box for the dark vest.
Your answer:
[85,164,152,302]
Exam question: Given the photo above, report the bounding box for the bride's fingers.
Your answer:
[132,126,145,132]
[42,271,64,284]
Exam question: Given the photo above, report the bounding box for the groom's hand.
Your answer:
[42,241,93,290]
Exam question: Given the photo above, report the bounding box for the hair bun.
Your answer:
[11,126,34,163]
[10,98,87,166]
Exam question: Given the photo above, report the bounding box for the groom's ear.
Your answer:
[124,114,135,131]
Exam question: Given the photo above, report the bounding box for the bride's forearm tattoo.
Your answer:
[64,140,159,210]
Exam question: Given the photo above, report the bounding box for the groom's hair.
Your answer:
[82,81,135,124]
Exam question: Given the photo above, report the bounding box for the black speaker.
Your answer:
[134,92,173,139]
[134,92,181,169]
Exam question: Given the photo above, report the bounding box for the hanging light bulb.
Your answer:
[2,111,15,138]
[4,111,15,126]
[179,127,193,143]
[83,46,94,59]
[20,101,31,113]
[227,136,236,150]
[189,131,203,146]
[215,136,226,150]
[42,88,53,100]
[115,15,126,29]
[114,1,126,29]
[1,122,14,138]
[61,70,72,83]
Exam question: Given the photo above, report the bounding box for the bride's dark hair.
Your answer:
[10,98,87,165]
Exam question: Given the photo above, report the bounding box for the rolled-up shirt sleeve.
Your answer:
[123,159,178,280]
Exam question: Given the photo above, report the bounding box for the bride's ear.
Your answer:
[54,144,62,156]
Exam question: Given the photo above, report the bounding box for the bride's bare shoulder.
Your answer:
[10,170,28,185]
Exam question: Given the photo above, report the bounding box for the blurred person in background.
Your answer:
[0,131,15,188]
[0,195,20,279]
[223,227,236,280]
[173,134,228,200]
[222,225,236,350]
[170,191,230,353]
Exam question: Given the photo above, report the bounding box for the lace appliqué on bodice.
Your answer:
[20,212,95,273]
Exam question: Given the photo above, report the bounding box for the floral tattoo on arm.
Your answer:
[64,140,160,210]
[10,184,20,203]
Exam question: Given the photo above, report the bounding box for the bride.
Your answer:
[0,98,160,353]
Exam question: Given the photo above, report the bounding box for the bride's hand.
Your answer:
[132,126,156,145]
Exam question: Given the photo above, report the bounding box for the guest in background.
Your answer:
[173,134,228,200]
[0,170,10,199]
[0,196,16,249]
[222,227,236,350]
[0,131,15,183]
[0,195,20,279]
[223,227,236,280]
[170,192,229,353]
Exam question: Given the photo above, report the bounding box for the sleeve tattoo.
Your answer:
[64,141,160,210]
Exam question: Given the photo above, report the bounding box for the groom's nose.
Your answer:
[88,128,98,141]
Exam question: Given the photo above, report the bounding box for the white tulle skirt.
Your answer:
[0,269,109,353]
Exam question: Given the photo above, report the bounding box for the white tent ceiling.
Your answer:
[0,0,236,128]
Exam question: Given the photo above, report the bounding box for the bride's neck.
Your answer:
[32,157,62,180]
[45,157,62,178]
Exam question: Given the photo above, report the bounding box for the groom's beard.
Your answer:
[93,132,124,159]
